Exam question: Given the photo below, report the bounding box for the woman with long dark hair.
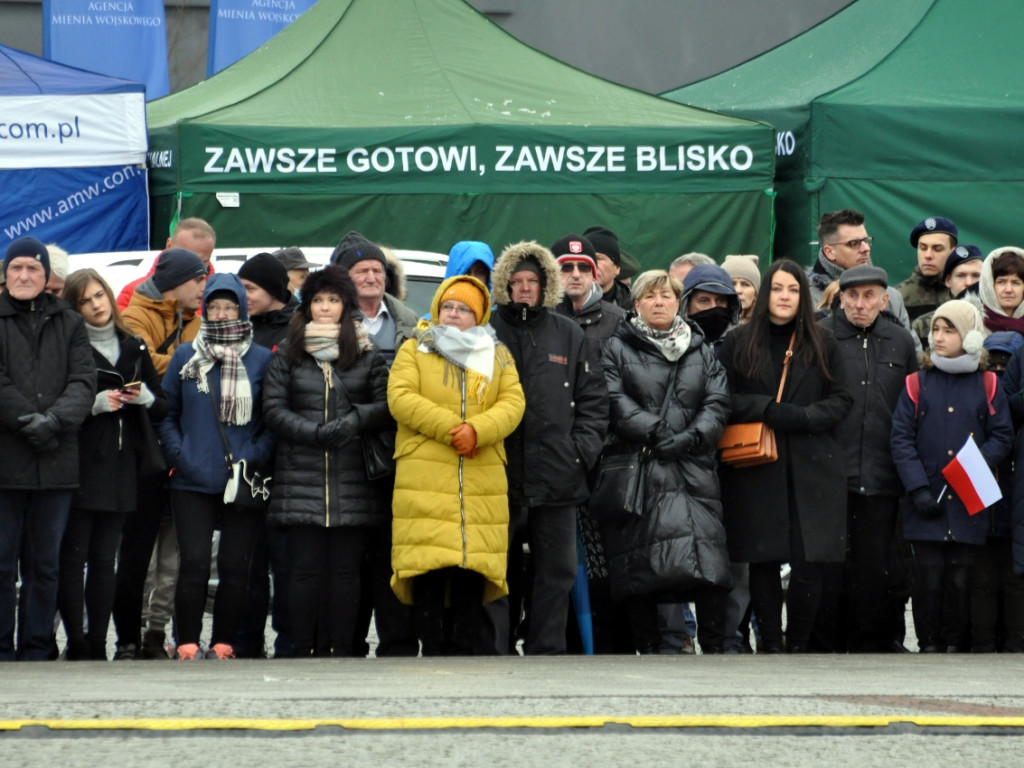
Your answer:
[58,269,167,660]
[263,266,396,657]
[718,259,851,653]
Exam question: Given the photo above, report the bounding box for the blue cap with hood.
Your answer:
[445,241,494,288]
[202,272,249,321]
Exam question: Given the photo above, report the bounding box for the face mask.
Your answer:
[690,306,732,341]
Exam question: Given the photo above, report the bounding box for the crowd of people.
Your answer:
[2,206,1024,661]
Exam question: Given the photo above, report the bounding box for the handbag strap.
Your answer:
[774,332,796,403]
[206,381,235,471]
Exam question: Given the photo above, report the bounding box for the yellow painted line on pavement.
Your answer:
[3,715,1024,731]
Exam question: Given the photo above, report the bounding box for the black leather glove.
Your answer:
[763,402,809,432]
[316,412,357,448]
[17,412,60,452]
[910,487,942,518]
[653,430,699,458]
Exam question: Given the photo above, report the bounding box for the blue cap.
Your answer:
[910,216,958,248]
[942,244,983,280]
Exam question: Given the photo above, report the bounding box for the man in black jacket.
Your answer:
[819,265,918,652]
[489,241,609,654]
[552,233,625,352]
[0,237,95,661]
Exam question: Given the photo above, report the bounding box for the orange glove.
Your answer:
[448,423,478,457]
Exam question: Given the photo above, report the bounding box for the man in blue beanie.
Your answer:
[0,237,96,661]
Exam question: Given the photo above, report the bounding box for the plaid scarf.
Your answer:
[180,319,253,425]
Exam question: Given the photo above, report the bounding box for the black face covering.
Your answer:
[690,306,732,342]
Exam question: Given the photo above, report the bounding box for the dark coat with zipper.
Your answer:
[489,241,609,508]
[718,323,852,563]
[251,296,299,352]
[599,318,732,600]
[819,308,918,497]
[0,291,95,491]
[262,342,394,528]
[1001,344,1024,572]
[892,360,1013,547]
[74,330,168,512]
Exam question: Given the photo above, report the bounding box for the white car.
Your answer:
[68,246,449,317]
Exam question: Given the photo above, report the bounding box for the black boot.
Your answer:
[140,629,170,660]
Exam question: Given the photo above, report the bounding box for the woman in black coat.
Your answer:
[599,270,732,653]
[262,267,395,657]
[57,269,167,660]
[718,259,851,653]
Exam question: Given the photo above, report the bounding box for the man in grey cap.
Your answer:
[819,265,918,652]
[272,246,319,296]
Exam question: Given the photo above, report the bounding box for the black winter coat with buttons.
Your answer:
[819,309,918,497]
[74,330,168,512]
[0,291,96,491]
[262,343,394,528]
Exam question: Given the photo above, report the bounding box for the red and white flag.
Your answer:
[941,435,1002,516]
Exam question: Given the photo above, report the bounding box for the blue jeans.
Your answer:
[0,490,72,661]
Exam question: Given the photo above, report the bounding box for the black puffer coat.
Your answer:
[0,292,95,490]
[251,297,298,352]
[599,318,732,600]
[263,342,394,528]
[490,241,609,508]
[74,330,168,512]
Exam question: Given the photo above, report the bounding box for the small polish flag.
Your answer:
[941,435,1002,516]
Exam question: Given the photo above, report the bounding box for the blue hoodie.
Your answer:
[445,241,494,289]
[157,272,275,493]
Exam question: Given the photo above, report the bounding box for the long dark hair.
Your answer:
[734,259,832,380]
[63,268,132,337]
[284,266,361,371]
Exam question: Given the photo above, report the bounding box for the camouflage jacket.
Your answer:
[896,266,950,324]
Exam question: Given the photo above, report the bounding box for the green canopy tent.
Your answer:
[147,0,775,267]
[665,0,1022,281]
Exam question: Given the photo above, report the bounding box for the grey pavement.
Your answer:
[3,654,1024,766]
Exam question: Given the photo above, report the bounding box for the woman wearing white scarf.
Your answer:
[157,273,275,661]
[263,266,400,658]
[388,276,525,655]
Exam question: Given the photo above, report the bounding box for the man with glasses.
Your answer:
[808,209,915,347]
[553,233,624,353]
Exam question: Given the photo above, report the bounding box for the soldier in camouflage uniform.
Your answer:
[911,244,983,351]
[897,216,958,324]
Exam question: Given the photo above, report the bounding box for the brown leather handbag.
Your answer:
[718,332,795,468]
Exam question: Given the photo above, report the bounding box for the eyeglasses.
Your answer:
[828,236,873,250]
[559,261,593,274]
[439,302,475,316]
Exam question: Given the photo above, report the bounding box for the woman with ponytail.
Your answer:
[263,266,397,657]
[158,273,275,660]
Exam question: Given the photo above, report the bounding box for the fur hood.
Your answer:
[382,247,407,302]
[491,240,563,309]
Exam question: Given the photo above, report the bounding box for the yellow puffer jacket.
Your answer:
[388,278,525,605]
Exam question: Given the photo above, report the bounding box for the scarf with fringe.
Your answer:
[417,322,500,403]
[180,319,253,425]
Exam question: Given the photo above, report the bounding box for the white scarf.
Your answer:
[417,323,497,402]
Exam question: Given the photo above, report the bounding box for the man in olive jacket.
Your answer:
[0,237,95,661]
[819,265,918,652]
[489,240,609,655]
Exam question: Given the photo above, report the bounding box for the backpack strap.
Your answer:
[905,371,921,418]
[984,370,998,416]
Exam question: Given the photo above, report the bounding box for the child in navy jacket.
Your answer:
[891,300,1014,652]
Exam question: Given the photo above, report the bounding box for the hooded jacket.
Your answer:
[679,264,741,348]
[0,291,96,490]
[978,246,1024,335]
[489,242,609,507]
[157,274,275,494]
[445,241,495,289]
[121,277,201,377]
[388,276,526,604]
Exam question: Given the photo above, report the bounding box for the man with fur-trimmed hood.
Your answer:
[488,241,609,655]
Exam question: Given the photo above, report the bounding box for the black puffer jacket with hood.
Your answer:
[489,241,609,508]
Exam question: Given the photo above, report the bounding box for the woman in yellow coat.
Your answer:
[388,275,525,655]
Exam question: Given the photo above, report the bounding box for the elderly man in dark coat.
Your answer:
[0,237,96,661]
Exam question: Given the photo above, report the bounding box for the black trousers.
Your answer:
[911,540,977,651]
[414,567,484,656]
[971,537,1024,652]
[842,494,900,652]
[58,508,128,657]
[171,490,261,647]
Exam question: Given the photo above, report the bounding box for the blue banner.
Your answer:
[42,0,169,100]
[0,165,150,255]
[208,0,317,76]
